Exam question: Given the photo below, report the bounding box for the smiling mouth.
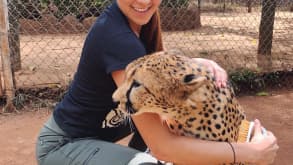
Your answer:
[132,6,151,13]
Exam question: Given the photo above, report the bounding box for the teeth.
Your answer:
[133,7,149,12]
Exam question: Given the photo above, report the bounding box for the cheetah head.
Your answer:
[113,50,245,141]
[112,51,216,119]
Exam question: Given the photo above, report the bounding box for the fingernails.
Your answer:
[254,119,260,125]
[222,82,227,88]
[216,81,226,88]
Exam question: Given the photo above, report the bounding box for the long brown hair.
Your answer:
[140,10,164,54]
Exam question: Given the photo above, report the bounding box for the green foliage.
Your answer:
[44,0,80,17]
[10,0,111,19]
[13,86,68,110]
[161,0,190,8]
[229,69,265,94]
[10,0,43,19]
[228,69,288,95]
[256,91,270,96]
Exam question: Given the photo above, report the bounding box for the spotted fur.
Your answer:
[113,51,247,165]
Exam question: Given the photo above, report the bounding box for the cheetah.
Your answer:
[113,50,249,165]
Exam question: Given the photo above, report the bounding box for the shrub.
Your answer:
[40,0,111,18]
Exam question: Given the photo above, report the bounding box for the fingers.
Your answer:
[250,120,279,165]
[191,58,228,88]
[253,119,263,136]
[250,119,266,143]
[266,131,278,146]
[214,67,227,88]
[267,141,279,165]
[266,131,275,139]
[208,61,228,88]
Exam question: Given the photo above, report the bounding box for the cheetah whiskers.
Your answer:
[126,105,136,132]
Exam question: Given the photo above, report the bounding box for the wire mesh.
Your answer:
[2,0,293,90]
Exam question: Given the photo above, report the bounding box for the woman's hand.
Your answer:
[249,119,279,165]
[192,58,227,88]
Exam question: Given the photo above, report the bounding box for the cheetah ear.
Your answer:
[183,74,207,88]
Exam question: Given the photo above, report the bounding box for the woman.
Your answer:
[36,0,279,164]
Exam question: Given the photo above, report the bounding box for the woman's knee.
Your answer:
[36,126,68,164]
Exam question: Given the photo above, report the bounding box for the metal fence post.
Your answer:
[0,0,16,112]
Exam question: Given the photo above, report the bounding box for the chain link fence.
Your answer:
[0,0,292,106]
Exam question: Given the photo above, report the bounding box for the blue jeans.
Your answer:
[36,116,160,165]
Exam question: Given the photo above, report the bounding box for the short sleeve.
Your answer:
[102,32,146,74]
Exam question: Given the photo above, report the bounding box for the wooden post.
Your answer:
[0,0,16,112]
[8,0,21,71]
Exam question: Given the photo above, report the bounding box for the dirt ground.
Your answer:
[0,90,292,165]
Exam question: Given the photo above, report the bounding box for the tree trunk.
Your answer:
[198,0,201,11]
[223,0,226,12]
[257,0,277,71]
[247,0,252,13]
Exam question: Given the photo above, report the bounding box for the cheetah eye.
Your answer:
[183,74,196,83]
[132,80,141,88]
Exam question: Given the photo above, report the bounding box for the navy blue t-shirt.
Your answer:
[53,2,146,138]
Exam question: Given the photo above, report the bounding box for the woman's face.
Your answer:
[117,0,161,27]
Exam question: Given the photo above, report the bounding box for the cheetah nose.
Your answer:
[112,100,120,106]
[112,92,122,103]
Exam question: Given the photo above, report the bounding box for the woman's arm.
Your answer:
[131,113,278,165]
[132,113,237,164]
